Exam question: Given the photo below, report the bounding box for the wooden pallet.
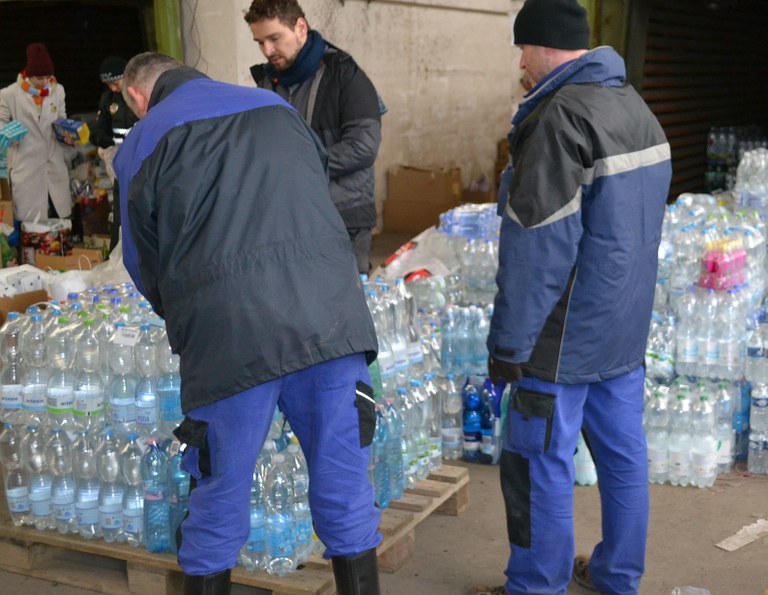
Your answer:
[0,465,469,594]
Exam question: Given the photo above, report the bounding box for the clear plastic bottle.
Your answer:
[46,316,77,429]
[691,392,719,488]
[675,287,699,377]
[97,429,125,542]
[441,374,463,460]
[45,428,77,534]
[21,314,49,427]
[646,390,670,484]
[0,312,25,425]
[286,441,312,563]
[121,433,145,547]
[141,436,170,553]
[134,325,159,438]
[167,440,190,555]
[155,329,183,436]
[408,378,431,481]
[22,424,54,530]
[239,460,266,571]
[73,320,106,433]
[395,278,424,376]
[714,382,736,474]
[667,390,693,487]
[396,387,418,489]
[264,453,296,576]
[423,373,443,471]
[72,431,102,539]
[108,322,138,438]
[384,396,405,501]
[370,409,390,510]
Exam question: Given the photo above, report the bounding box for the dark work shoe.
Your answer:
[571,555,600,592]
[183,569,231,595]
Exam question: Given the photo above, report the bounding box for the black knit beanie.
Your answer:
[514,0,590,50]
[99,56,127,83]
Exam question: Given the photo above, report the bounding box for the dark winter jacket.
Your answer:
[113,66,378,412]
[251,42,381,229]
[89,88,138,148]
[488,47,672,384]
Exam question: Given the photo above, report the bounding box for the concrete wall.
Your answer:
[180,0,526,228]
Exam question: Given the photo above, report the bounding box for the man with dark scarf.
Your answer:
[245,0,384,275]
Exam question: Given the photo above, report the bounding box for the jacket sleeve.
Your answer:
[325,62,381,179]
[89,92,115,149]
[487,101,588,364]
[0,88,11,127]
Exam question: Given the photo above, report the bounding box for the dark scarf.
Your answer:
[265,30,326,88]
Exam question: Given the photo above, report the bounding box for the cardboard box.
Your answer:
[0,180,11,204]
[34,247,103,272]
[385,166,462,234]
[462,189,496,204]
[0,289,48,326]
[0,198,12,225]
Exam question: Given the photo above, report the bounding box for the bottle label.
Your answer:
[647,446,669,473]
[702,339,719,366]
[481,429,493,455]
[22,383,46,411]
[158,390,182,422]
[6,486,30,512]
[123,508,143,533]
[47,387,74,413]
[407,342,423,365]
[668,451,691,474]
[74,387,104,416]
[1,384,22,409]
[110,398,136,423]
[100,508,123,529]
[76,500,100,525]
[716,438,733,465]
[679,339,698,363]
[442,427,462,448]
[135,404,157,425]
[113,326,140,347]
[54,502,75,521]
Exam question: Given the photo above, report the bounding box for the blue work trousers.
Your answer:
[176,353,382,576]
[501,366,649,595]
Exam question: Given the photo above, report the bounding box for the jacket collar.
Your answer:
[148,66,209,110]
[513,46,626,126]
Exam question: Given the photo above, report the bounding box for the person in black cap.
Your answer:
[91,56,139,251]
[474,0,672,594]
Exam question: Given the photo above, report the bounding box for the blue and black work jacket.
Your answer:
[488,47,672,384]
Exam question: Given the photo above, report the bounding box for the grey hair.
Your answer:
[122,52,182,105]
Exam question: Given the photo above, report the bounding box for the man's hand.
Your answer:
[488,355,523,384]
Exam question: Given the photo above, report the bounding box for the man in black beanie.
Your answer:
[90,55,139,252]
[476,1,672,594]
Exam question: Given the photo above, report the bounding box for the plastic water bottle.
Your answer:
[23,425,54,530]
[264,453,296,576]
[46,316,77,429]
[141,437,170,553]
[97,429,125,542]
[667,389,693,487]
[462,383,482,463]
[750,382,768,434]
[744,322,767,384]
[21,314,49,427]
[574,431,598,486]
[167,440,190,555]
[479,379,502,465]
[156,330,183,436]
[384,396,405,501]
[675,287,699,377]
[395,278,424,376]
[408,378,431,480]
[108,323,137,437]
[240,460,266,571]
[440,306,458,375]
[45,428,77,534]
[747,430,766,475]
[371,408,391,509]
[714,382,736,473]
[3,465,32,526]
[441,374,463,460]
[0,312,25,425]
[72,431,101,539]
[73,320,106,433]
[646,390,670,484]
[691,392,718,488]
[395,387,418,489]
[454,309,473,376]
[286,441,312,563]
[121,433,144,547]
[134,325,159,438]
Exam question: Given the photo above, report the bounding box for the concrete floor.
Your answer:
[2,232,766,594]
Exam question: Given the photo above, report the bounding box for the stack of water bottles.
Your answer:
[0,284,192,552]
[735,147,768,212]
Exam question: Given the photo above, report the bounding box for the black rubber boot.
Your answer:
[183,569,232,595]
[331,548,381,595]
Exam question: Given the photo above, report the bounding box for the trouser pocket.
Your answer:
[506,387,556,455]
[355,380,376,448]
[173,417,213,480]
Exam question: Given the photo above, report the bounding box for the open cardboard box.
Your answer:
[34,247,103,272]
[385,166,462,234]
[0,289,48,326]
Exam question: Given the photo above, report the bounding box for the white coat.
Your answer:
[0,79,72,222]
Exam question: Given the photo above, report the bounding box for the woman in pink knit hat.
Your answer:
[0,43,73,223]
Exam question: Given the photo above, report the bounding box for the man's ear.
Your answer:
[126,85,148,119]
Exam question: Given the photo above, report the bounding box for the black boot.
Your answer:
[183,569,231,595]
[331,548,381,595]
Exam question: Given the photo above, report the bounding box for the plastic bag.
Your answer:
[87,237,132,288]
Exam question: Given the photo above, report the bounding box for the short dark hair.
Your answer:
[243,0,306,27]
[122,52,181,104]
